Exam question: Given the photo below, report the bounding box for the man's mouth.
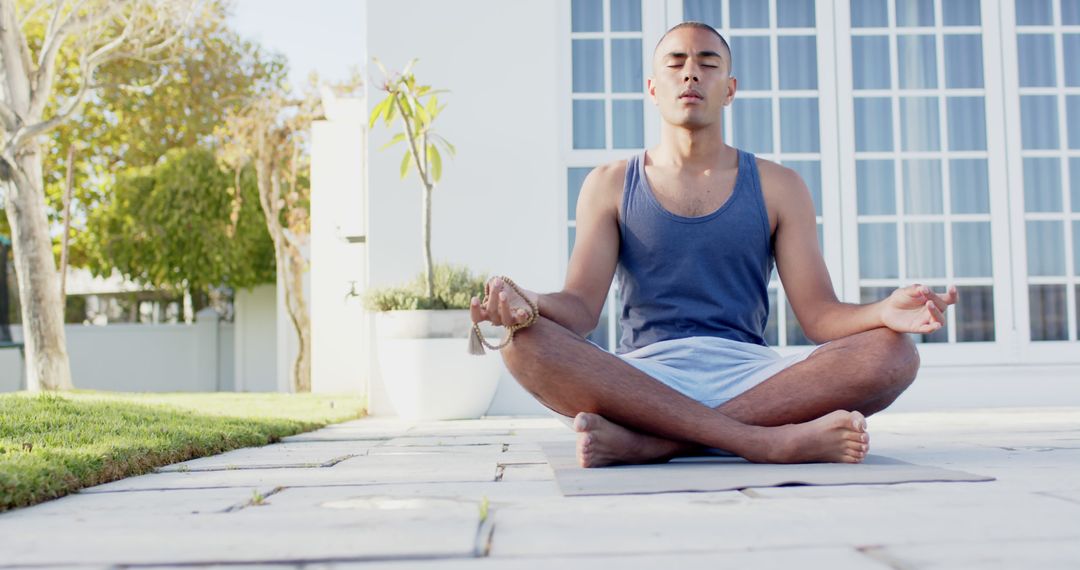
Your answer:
[679,91,703,100]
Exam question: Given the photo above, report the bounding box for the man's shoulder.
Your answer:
[587,159,630,189]
[578,159,630,209]
[753,155,803,189]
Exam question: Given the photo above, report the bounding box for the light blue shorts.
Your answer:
[616,336,827,408]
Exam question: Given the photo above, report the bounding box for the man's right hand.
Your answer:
[471,277,538,327]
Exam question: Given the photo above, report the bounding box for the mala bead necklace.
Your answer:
[468,276,539,355]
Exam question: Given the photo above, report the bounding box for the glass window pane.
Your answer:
[852,0,887,27]
[1016,0,1053,26]
[902,159,943,215]
[611,0,642,31]
[612,99,644,149]
[785,161,822,216]
[1029,285,1067,341]
[1024,157,1063,212]
[861,286,894,304]
[1018,35,1057,88]
[944,35,984,88]
[733,98,773,153]
[1026,221,1066,276]
[855,97,894,151]
[955,285,994,342]
[853,36,891,89]
[586,298,610,348]
[950,159,990,214]
[731,0,769,28]
[684,0,723,28]
[731,36,771,90]
[859,223,899,278]
[1021,95,1060,150]
[572,40,605,93]
[764,288,778,345]
[785,301,812,345]
[1065,0,1080,25]
[900,97,940,151]
[572,0,603,32]
[896,0,934,26]
[780,98,820,153]
[857,160,896,215]
[942,0,980,26]
[1067,95,1080,149]
[612,39,643,93]
[906,222,946,278]
[952,222,993,278]
[898,35,937,89]
[573,100,605,149]
[947,96,987,151]
[779,36,818,90]
[1065,35,1080,86]
[567,167,591,221]
[777,0,814,27]
[1072,158,1080,213]
[1075,221,1080,276]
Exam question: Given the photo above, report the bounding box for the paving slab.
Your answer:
[82,452,500,493]
[157,441,378,472]
[5,408,1080,568]
[311,547,887,569]
[870,537,1080,569]
[0,486,482,566]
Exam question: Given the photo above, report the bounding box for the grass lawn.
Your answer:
[0,391,365,512]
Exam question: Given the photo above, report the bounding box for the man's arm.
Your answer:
[772,166,956,343]
[471,163,622,337]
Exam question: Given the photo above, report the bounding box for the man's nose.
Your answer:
[683,74,699,82]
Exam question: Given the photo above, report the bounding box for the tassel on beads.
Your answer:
[466,275,539,356]
[468,325,487,356]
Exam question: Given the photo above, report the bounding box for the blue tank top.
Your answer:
[616,149,774,353]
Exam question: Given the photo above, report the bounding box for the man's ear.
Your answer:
[723,76,737,107]
[647,77,657,104]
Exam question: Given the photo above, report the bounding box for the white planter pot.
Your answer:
[374,309,504,420]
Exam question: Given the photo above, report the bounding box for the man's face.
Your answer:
[647,27,736,130]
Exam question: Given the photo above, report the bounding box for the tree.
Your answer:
[82,146,275,297]
[218,71,354,393]
[0,0,197,390]
[369,60,454,300]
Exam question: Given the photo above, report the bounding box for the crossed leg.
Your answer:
[501,318,920,466]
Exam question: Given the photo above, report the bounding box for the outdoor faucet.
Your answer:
[344,280,360,302]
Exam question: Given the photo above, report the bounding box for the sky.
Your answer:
[228,0,367,91]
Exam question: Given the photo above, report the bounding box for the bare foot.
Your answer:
[755,410,870,464]
[573,412,692,468]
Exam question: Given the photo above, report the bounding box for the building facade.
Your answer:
[364,0,1080,392]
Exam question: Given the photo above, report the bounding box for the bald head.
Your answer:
[653,22,733,75]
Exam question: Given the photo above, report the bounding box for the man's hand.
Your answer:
[880,284,959,334]
[470,277,539,327]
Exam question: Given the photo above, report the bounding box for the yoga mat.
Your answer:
[541,441,994,497]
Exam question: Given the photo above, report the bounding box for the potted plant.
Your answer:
[365,60,503,420]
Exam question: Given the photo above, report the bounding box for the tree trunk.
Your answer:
[422,185,434,299]
[1,146,73,391]
[255,159,310,392]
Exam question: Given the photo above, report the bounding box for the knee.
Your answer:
[869,328,920,389]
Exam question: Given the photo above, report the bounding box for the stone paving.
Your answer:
[1,407,1078,569]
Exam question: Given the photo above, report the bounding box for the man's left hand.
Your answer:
[880,284,959,334]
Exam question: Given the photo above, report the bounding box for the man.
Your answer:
[470,22,957,467]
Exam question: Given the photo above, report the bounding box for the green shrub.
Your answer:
[364,264,488,311]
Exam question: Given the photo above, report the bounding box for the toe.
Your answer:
[851,411,867,432]
[573,412,590,432]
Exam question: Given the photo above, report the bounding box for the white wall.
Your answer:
[310,112,369,396]
[234,284,279,392]
[0,316,231,393]
[365,0,561,416]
